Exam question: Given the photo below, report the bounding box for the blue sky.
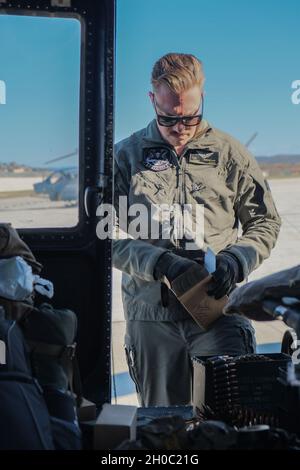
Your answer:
[116,0,300,156]
[0,15,81,168]
[0,1,299,167]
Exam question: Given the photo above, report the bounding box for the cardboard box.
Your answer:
[169,264,228,329]
[81,404,137,450]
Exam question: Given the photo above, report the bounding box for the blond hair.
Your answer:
[151,53,205,93]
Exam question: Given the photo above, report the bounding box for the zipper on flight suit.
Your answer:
[171,150,188,250]
[179,154,187,249]
[154,146,188,250]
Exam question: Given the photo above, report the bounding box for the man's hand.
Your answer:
[153,251,203,287]
[154,250,229,329]
[207,252,242,300]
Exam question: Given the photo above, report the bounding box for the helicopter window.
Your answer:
[0,14,80,228]
[49,173,61,184]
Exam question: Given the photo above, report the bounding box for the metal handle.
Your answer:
[84,174,108,217]
[84,186,96,218]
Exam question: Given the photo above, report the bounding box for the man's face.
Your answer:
[149,84,203,148]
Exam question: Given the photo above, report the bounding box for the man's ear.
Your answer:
[148,91,154,103]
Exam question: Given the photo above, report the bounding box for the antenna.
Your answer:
[245,132,258,148]
[45,149,78,165]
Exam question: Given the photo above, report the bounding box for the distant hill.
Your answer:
[256,155,300,164]
[255,155,300,178]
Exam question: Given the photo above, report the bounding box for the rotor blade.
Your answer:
[45,149,78,164]
[245,132,258,148]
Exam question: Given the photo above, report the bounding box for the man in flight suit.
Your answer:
[113,53,281,407]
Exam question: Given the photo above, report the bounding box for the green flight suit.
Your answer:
[113,118,281,406]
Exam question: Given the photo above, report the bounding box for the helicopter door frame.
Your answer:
[0,0,115,405]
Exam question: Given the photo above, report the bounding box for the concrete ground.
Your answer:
[1,177,299,406]
[0,194,78,228]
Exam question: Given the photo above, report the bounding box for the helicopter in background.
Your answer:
[33,149,78,202]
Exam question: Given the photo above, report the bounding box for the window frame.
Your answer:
[0,0,114,249]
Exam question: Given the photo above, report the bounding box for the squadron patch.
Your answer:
[143,148,172,171]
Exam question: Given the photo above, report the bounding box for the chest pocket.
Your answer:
[188,181,220,201]
[186,150,221,200]
[186,150,234,203]
[130,170,172,205]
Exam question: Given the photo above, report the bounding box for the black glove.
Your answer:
[153,251,207,290]
[154,251,197,284]
[207,252,243,300]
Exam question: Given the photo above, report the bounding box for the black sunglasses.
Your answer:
[153,96,204,127]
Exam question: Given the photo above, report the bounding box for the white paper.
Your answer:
[204,247,216,274]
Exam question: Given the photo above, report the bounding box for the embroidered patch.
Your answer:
[143,148,172,171]
[189,149,219,166]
